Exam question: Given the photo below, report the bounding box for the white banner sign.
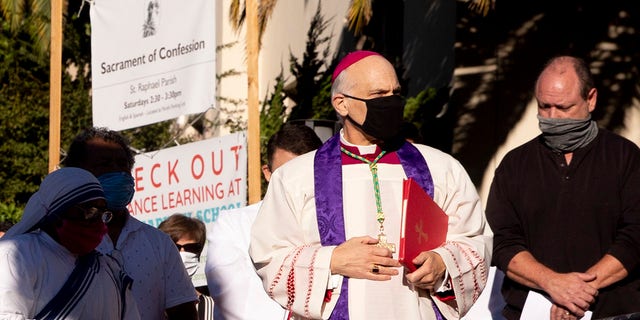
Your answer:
[90,0,216,130]
[129,132,247,286]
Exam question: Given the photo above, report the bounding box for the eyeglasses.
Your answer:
[342,93,370,102]
[175,242,202,255]
[68,205,113,223]
[342,93,405,103]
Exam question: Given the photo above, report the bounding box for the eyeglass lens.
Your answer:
[73,206,113,223]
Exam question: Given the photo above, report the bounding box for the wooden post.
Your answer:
[246,0,261,204]
[48,0,63,173]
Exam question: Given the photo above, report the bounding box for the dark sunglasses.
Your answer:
[68,205,113,223]
[175,242,202,255]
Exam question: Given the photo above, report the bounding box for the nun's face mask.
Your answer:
[55,202,110,255]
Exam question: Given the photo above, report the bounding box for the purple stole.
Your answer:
[314,134,438,319]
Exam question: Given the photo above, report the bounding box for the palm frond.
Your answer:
[28,14,49,54]
[229,0,245,33]
[258,0,277,46]
[0,0,58,56]
[228,0,275,46]
[0,0,26,31]
[346,0,372,36]
[30,0,49,20]
[466,0,494,16]
[31,0,54,55]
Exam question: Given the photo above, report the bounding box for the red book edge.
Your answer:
[399,178,449,272]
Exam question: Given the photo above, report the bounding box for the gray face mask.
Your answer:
[537,114,598,153]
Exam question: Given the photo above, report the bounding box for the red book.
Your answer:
[398,178,449,272]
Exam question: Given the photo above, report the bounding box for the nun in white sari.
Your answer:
[0,167,140,320]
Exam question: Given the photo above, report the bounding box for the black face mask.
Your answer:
[343,94,405,143]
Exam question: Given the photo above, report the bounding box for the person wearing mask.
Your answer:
[63,127,198,320]
[486,55,640,319]
[205,123,323,320]
[250,51,492,319]
[159,214,215,320]
[0,167,139,319]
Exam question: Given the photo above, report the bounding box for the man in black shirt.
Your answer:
[486,56,640,320]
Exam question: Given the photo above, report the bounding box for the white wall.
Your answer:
[259,0,349,97]
[213,0,349,136]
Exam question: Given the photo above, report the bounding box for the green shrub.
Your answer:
[0,202,23,224]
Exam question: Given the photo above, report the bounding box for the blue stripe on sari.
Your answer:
[36,251,100,320]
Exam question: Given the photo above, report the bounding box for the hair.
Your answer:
[158,214,207,255]
[62,127,136,171]
[0,220,14,233]
[538,55,594,100]
[266,123,323,170]
[330,68,357,100]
